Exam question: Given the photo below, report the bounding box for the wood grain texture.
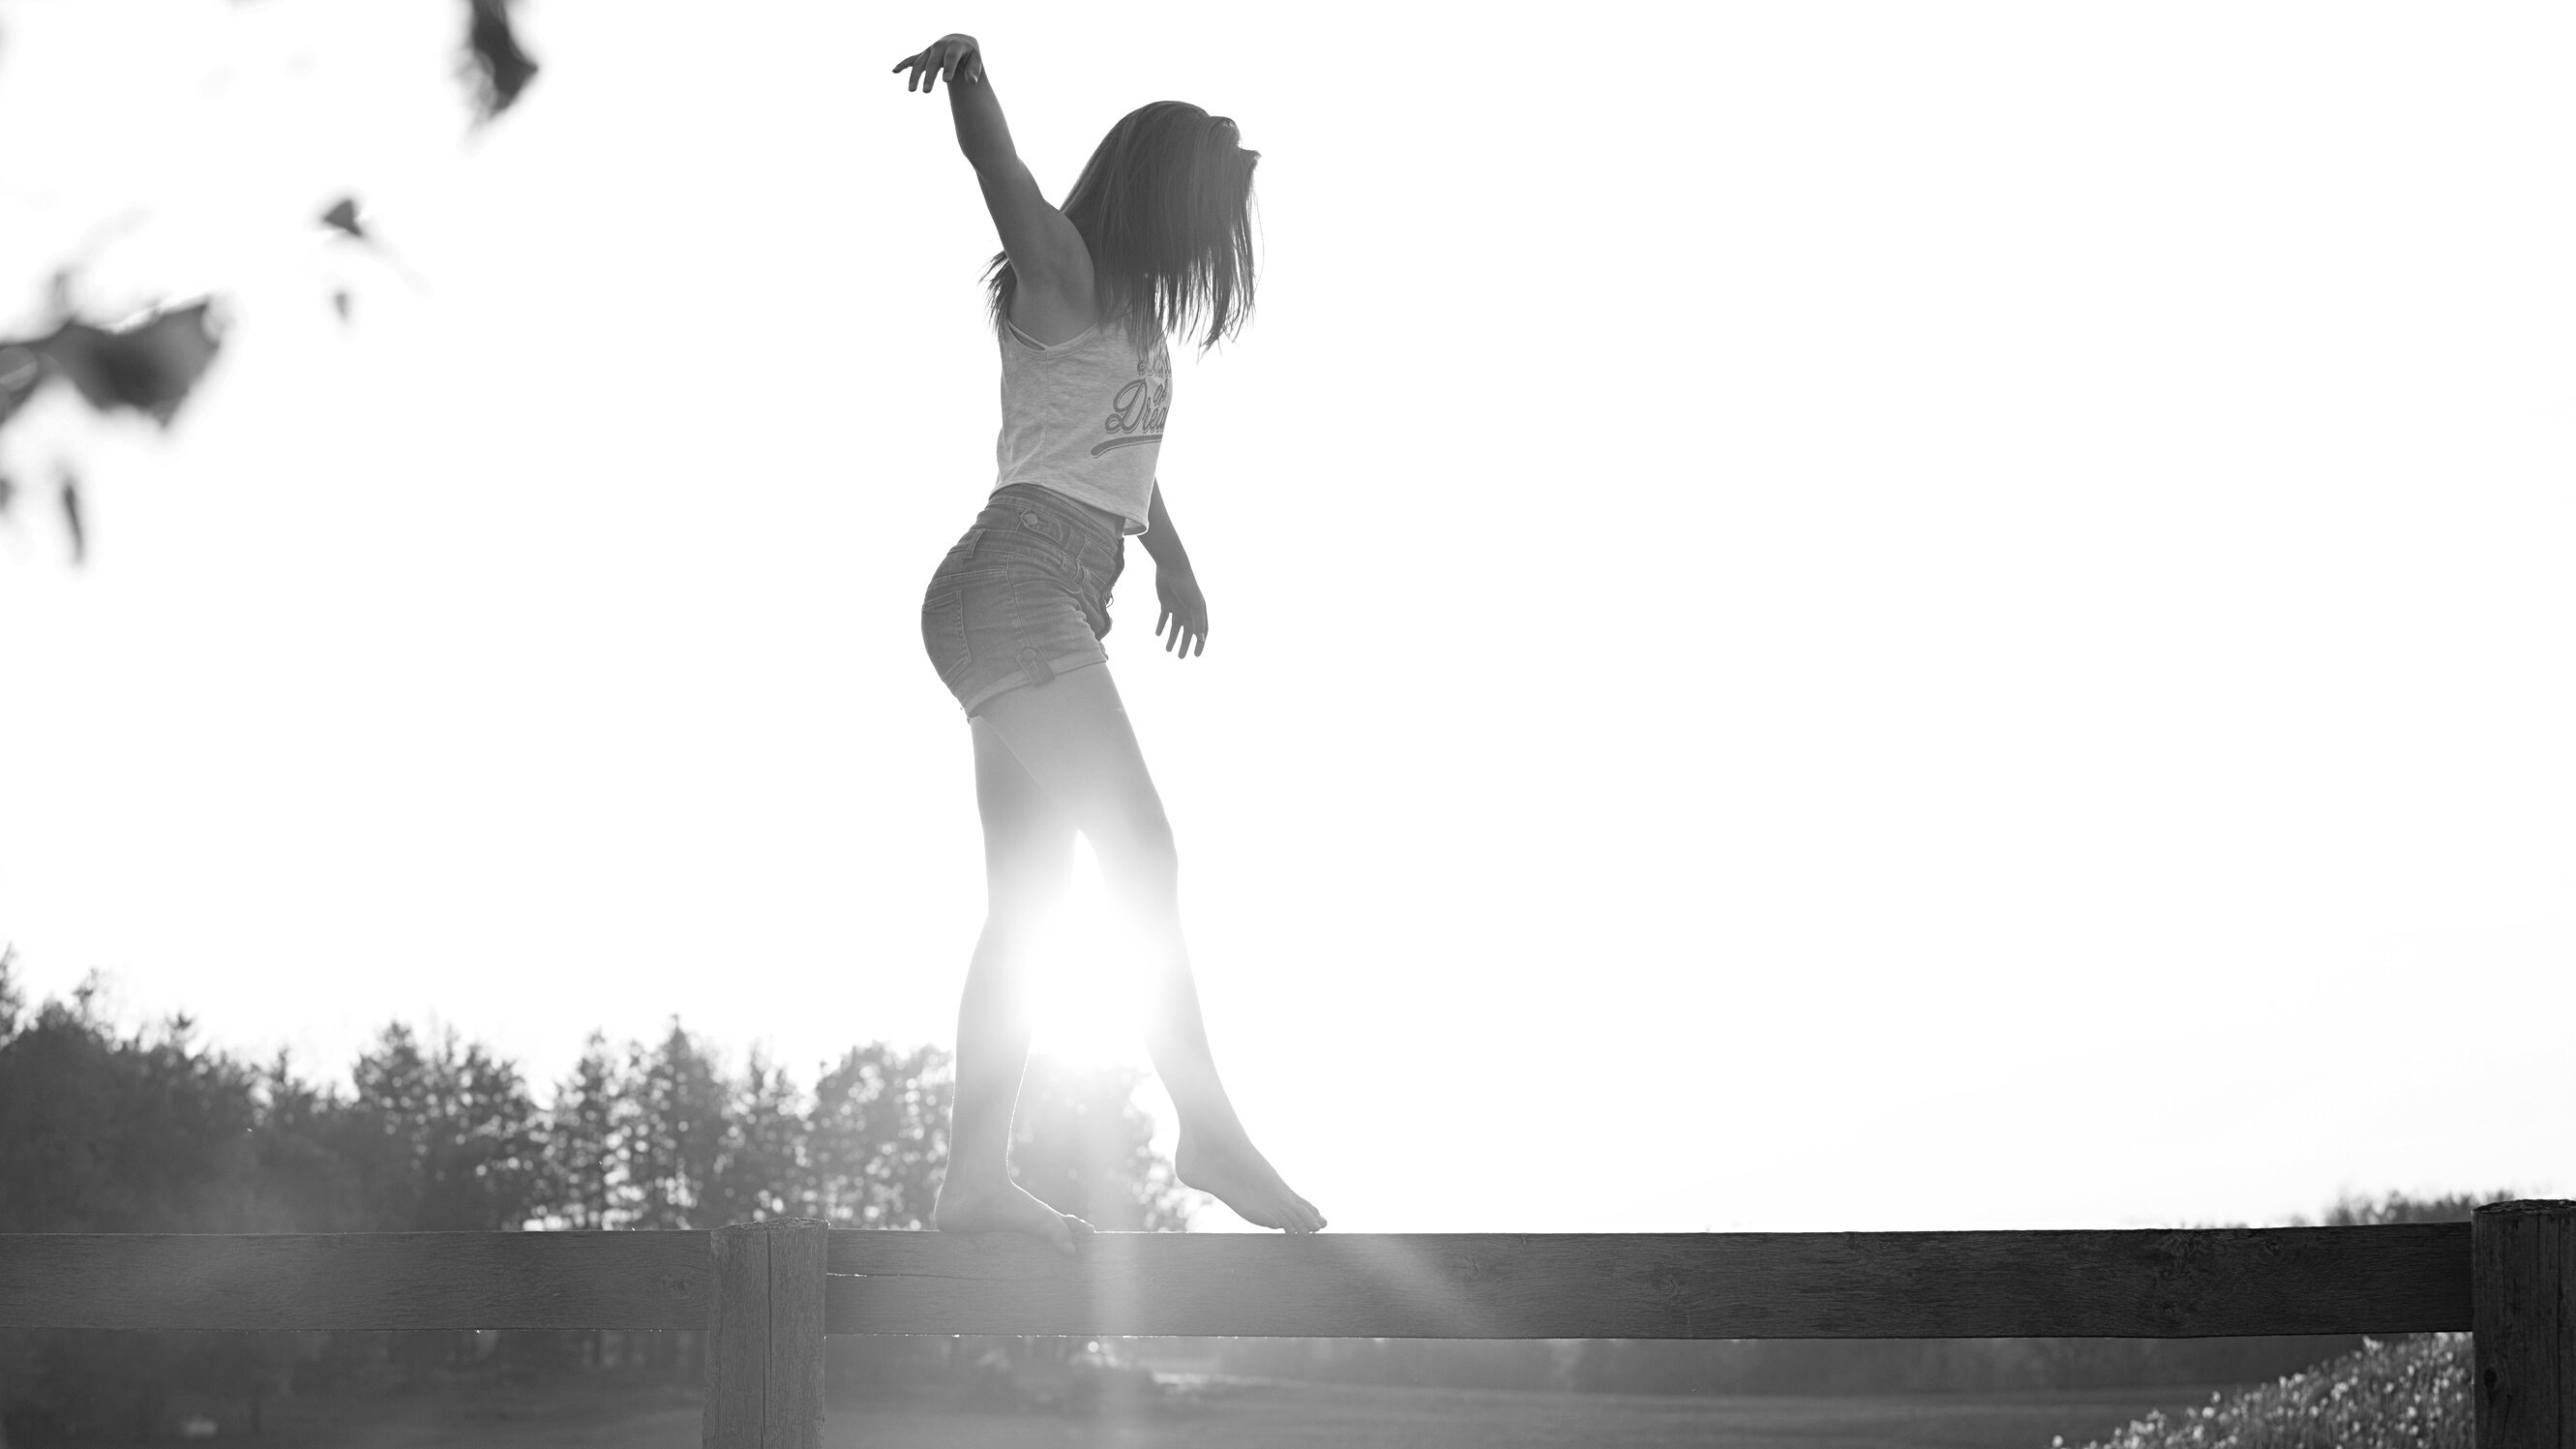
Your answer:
[705,1224,766,1449]
[2474,1200,2575,1449]
[0,1223,2474,1342]
[824,1226,2471,1339]
[764,1223,827,1449]
[0,1232,709,1331]
[705,1220,825,1449]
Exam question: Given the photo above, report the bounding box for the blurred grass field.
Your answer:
[204,1371,2237,1449]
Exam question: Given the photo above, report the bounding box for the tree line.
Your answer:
[0,950,1184,1441]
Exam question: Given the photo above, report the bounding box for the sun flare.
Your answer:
[1022,840,1155,1070]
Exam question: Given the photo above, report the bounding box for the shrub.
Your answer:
[2074,1333,2468,1449]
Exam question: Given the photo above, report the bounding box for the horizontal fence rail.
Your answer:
[0,1230,713,1332]
[1,1223,2470,1339]
[9,1205,2572,1449]
[825,1226,2473,1340]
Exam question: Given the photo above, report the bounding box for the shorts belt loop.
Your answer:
[1019,646,1055,688]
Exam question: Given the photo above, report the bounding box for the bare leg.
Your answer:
[975,662,1324,1233]
[930,714,1096,1253]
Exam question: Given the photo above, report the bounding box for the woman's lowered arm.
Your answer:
[1141,480,1207,658]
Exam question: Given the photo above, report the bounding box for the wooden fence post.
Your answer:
[706,1218,827,1449]
[2474,1199,2574,1449]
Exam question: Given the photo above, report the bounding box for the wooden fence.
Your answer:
[2,1199,2566,1448]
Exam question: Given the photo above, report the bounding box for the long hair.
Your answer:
[982,102,1259,356]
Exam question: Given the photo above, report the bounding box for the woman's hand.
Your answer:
[1156,566,1209,658]
[891,34,983,92]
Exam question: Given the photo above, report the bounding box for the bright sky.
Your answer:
[2,1,2569,1237]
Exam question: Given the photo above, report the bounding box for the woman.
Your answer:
[893,33,1324,1252]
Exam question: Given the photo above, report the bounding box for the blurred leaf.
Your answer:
[59,469,85,563]
[0,343,39,421]
[319,196,366,240]
[31,302,225,427]
[463,0,538,122]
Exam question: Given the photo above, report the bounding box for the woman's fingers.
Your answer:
[892,39,981,91]
[1151,597,1206,657]
[890,50,941,91]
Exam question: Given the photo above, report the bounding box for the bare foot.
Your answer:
[934,1174,1093,1255]
[1177,1132,1326,1233]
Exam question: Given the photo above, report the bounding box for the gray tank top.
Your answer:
[991,312,1170,534]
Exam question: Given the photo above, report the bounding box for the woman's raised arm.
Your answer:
[891,34,1091,300]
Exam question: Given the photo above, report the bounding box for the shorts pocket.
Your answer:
[921,584,971,680]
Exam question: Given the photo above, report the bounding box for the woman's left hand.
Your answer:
[1156,567,1209,658]
[891,34,983,92]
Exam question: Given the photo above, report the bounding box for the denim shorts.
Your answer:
[922,483,1128,716]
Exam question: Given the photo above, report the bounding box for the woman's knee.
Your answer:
[983,854,1069,925]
